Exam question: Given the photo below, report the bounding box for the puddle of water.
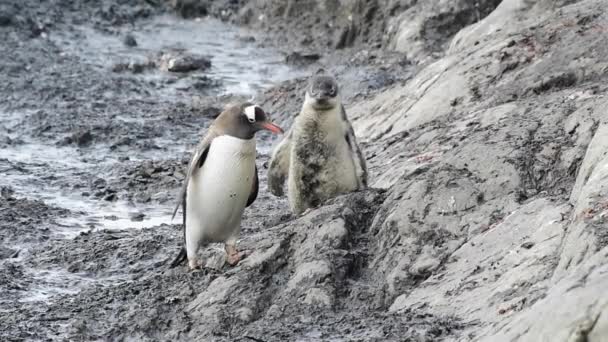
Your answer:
[0,140,176,235]
[55,198,174,236]
[13,268,127,304]
[52,15,299,96]
[17,269,91,303]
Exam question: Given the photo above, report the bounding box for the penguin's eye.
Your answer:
[247,117,255,123]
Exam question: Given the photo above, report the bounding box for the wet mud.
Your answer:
[2,0,608,341]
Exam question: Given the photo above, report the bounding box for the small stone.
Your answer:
[93,178,106,189]
[160,52,211,73]
[58,130,94,147]
[171,0,208,19]
[285,51,321,66]
[74,130,93,147]
[103,193,116,202]
[130,212,145,222]
[0,246,16,259]
[235,307,254,322]
[1,186,14,198]
[302,288,333,308]
[0,6,14,26]
[111,59,154,74]
[192,76,220,90]
[334,21,358,49]
[123,34,138,47]
[238,35,255,43]
[521,241,535,249]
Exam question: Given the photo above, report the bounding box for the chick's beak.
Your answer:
[259,121,284,134]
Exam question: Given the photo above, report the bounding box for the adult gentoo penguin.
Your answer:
[267,73,368,215]
[170,102,283,270]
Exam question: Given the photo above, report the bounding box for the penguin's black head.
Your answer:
[306,75,339,110]
[216,102,284,139]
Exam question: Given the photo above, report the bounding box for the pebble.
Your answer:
[285,51,321,66]
[0,6,13,26]
[123,33,138,47]
[160,52,211,73]
[129,212,145,222]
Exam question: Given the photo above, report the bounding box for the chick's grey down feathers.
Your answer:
[267,74,368,214]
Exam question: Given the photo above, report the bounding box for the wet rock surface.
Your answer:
[2,0,608,341]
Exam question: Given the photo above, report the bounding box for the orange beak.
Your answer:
[259,121,284,134]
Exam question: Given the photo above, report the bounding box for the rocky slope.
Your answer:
[1,0,608,341]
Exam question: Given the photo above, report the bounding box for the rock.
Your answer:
[74,131,93,147]
[159,52,211,73]
[285,51,321,66]
[237,35,255,43]
[0,246,17,259]
[26,18,46,38]
[235,307,254,322]
[191,75,220,90]
[302,288,333,308]
[92,178,106,189]
[388,0,503,62]
[103,193,116,201]
[187,276,239,314]
[553,118,608,282]
[58,130,94,147]
[129,212,144,222]
[170,0,208,19]
[0,5,14,26]
[366,69,396,90]
[335,20,358,49]
[286,260,332,291]
[3,0,608,340]
[489,247,608,341]
[1,186,14,199]
[111,59,154,73]
[123,33,137,47]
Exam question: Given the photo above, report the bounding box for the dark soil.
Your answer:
[2,0,608,341]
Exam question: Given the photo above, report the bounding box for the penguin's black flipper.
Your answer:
[341,105,368,188]
[246,165,259,207]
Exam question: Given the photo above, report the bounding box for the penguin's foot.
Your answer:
[188,258,204,270]
[225,245,250,266]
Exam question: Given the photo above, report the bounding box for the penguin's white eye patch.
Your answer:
[244,105,257,123]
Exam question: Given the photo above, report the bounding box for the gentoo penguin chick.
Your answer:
[267,74,368,215]
[170,103,283,270]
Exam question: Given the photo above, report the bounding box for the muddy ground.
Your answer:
[2,0,608,341]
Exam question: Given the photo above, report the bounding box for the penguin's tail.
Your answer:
[169,247,187,268]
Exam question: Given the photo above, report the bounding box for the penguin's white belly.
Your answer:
[186,136,255,243]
